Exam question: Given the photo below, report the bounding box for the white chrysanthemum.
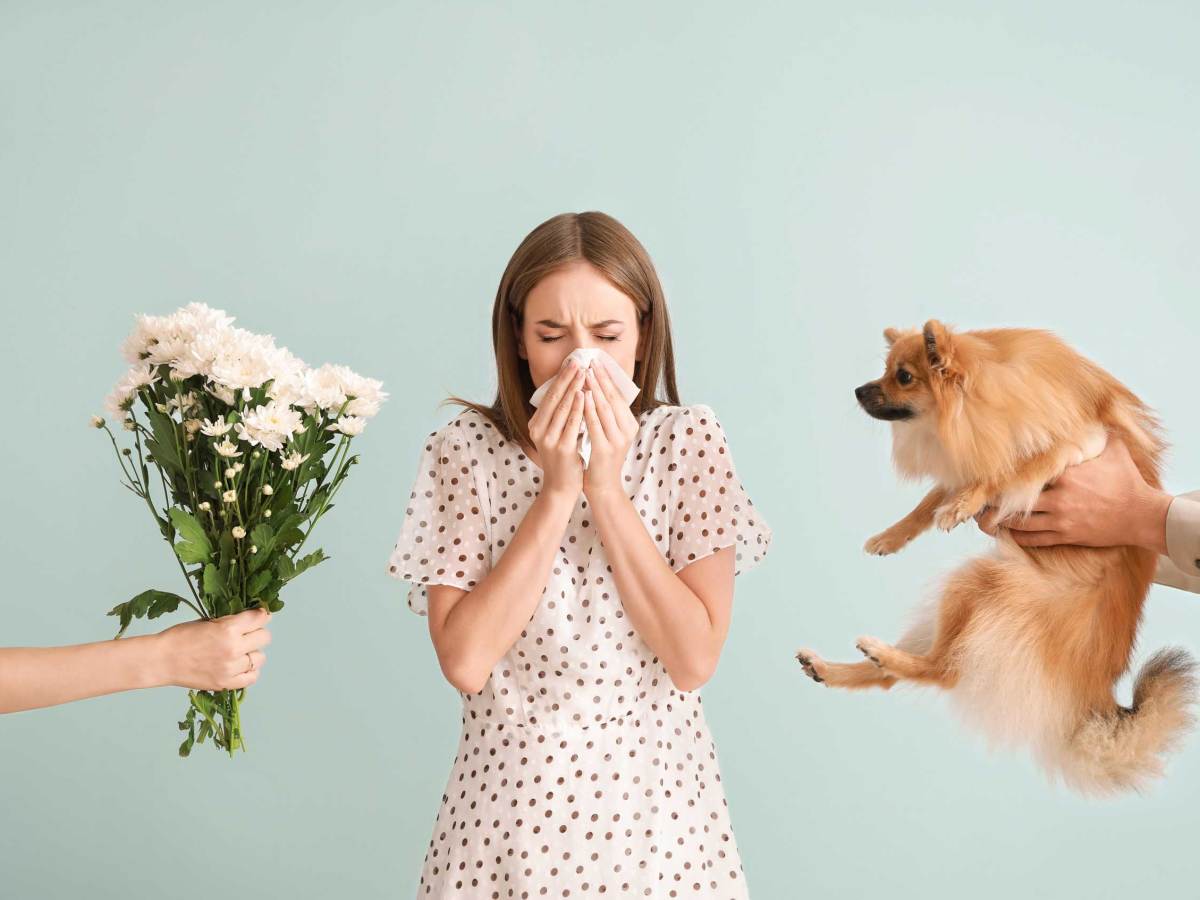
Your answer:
[280,451,310,471]
[183,418,204,435]
[341,371,388,417]
[345,396,382,418]
[235,400,304,452]
[300,363,352,413]
[232,526,246,539]
[327,415,366,436]
[103,363,163,420]
[121,303,236,368]
[222,490,237,503]
[215,438,242,458]
[200,415,233,437]
[207,326,298,393]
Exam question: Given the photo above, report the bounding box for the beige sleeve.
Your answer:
[1153,490,1200,593]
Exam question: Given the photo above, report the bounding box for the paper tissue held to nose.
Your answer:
[528,348,641,468]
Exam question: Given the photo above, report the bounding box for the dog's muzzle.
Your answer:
[854,382,914,421]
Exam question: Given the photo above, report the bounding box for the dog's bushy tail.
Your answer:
[1060,647,1198,795]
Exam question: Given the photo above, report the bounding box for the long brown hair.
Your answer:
[445,211,682,454]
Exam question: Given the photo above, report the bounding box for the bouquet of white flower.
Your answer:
[94,303,386,757]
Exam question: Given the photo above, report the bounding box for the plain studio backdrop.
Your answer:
[2,2,1197,897]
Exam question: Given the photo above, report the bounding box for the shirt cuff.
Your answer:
[1164,495,1200,580]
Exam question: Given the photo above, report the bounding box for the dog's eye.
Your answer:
[896,368,913,386]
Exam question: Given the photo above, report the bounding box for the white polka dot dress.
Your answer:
[386,403,772,898]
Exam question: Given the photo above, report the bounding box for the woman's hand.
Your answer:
[154,607,272,691]
[528,358,586,499]
[581,360,639,500]
[975,437,1172,553]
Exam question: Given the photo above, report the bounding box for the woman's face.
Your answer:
[517,260,643,390]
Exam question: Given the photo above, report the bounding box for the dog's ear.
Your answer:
[922,320,960,379]
[883,327,903,347]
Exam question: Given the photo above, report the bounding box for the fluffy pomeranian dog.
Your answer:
[796,321,1196,795]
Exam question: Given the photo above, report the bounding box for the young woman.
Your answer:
[386,211,772,897]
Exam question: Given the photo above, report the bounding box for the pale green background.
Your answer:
[2,2,1198,897]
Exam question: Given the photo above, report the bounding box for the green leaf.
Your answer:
[293,549,328,578]
[107,589,186,637]
[246,568,272,597]
[178,705,197,757]
[169,507,211,564]
[145,407,183,476]
[203,563,226,599]
[147,592,184,620]
[249,522,274,550]
[275,554,296,582]
[267,598,285,612]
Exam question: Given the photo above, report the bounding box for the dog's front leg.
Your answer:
[933,483,990,532]
[864,485,949,555]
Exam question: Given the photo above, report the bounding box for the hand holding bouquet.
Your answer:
[94,303,386,757]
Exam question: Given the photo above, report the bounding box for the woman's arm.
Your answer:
[427,488,578,694]
[0,607,272,714]
[425,359,588,694]
[587,486,733,691]
[579,363,733,691]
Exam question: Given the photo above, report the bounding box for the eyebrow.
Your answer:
[535,319,625,328]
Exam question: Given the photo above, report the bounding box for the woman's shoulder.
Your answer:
[640,401,724,434]
[426,405,504,449]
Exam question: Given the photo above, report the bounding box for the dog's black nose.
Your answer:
[854,384,870,402]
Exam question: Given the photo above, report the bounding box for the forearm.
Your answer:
[587,487,718,689]
[0,634,167,714]
[435,488,577,687]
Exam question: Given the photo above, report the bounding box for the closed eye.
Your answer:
[538,335,619,343]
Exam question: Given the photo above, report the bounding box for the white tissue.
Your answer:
[528,348,641,468]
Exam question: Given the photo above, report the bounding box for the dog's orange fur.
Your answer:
[797,321,1197,795]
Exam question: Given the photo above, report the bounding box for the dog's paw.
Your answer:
[855,636,889,670]
[934,497,976,532]
[864,530,908,556]
[795,648,828,685]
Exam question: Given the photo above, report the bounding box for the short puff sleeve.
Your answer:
[385,423,492,615]
[665,404,772,576]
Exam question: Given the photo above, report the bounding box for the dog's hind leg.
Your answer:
[796,648,897,690]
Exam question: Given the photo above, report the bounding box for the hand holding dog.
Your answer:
[976,437,1171,553]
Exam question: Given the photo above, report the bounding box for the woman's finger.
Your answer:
[545,368,585,445]
[228,606,271,635]
[582,389,605,447]
[585,368,620,443]
[223,662,263,691]
[996,510,1053,532]
[537,360,580,425]
[240,624,273,652]
[563,384,586,450]
[1006,528,1062,547]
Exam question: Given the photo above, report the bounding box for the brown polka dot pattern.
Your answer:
[385,404,772,897]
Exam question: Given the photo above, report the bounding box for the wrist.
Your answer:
[1133,489,1172,555]
[137,632,173,689]
[538,485,580,515]
[583,480,627,506]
